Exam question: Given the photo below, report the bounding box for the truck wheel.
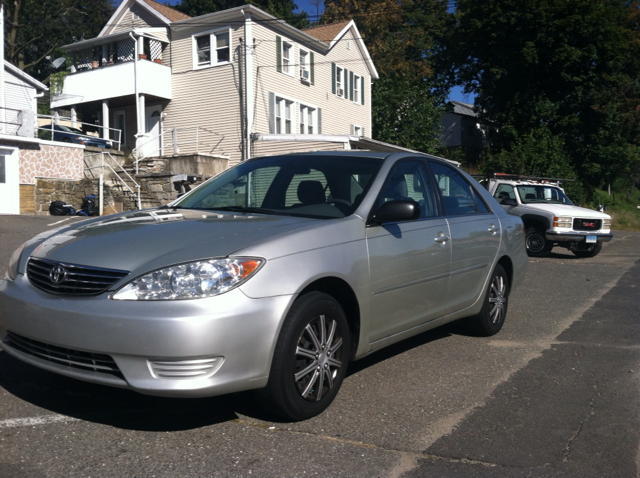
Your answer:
[572,243,602,258]
[526,228,552,257]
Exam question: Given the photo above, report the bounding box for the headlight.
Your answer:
[553,216,572,228]
[112,257,263,300]
[8,243,26,280]
[603,218,611,228]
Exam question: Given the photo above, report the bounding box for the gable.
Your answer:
[100,0,189,37]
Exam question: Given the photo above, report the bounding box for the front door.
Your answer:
[366,160,451,344]
[144,106,162,157]
[0,148,19,214]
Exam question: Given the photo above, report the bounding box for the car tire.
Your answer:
[525,227,552,257]
[256,291,350,421]
[468,264,509,337]
[572,243,602,258]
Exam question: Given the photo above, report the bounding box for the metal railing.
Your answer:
[85,151,141,211]
[132,126,225,173]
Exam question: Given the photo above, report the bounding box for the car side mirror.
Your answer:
[371,200,420,225]
[501,198,517,206]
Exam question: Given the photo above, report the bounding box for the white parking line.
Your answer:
[0,414,80,429]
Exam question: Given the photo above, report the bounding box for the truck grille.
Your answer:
[573,218,602,231]
[27,258,129,296]
[4,332,123,379]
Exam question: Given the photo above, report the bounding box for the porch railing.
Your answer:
[132,126,225,173]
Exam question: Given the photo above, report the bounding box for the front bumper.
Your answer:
[0,274,293,397]
[546,231,613,243]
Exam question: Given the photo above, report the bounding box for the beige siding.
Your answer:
[252,140,345,157]
[4,73,35,135]
[164,21,245,165]
[112,6,159,34]
[252,23,371,139]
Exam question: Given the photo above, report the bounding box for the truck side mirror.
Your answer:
[501,198,517,206]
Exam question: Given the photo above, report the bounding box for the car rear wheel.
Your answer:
[525,227,552,257]
[256,292,350,421]
[468,264,509,336]
[572,243,602,258]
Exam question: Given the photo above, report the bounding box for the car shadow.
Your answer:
[0,319,476,428]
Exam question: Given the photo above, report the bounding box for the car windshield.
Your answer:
[174,155,384,219]
[517,185,573,205]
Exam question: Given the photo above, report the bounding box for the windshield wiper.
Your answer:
[203,206,278,215]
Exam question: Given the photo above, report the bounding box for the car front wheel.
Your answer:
[256,292,350,421]
[526,227,552,257]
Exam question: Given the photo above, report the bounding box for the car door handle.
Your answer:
[434,233,450,243]
[488,224,499,234]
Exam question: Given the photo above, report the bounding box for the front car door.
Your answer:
[366,160,451,344]
[429,162,501,314]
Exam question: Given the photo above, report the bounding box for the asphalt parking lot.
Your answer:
[0,215,639,477]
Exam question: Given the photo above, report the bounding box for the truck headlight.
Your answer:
[553,216,572,228]
[112,257,264,300]
[603,218,611,228]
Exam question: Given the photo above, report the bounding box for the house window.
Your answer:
[353,74,361,104]
[282,41,293,75]
[300,49,309,82]
[193,29,231,69]
[336,66,344,98]
[275,97,293,134]
[300,104,316,134]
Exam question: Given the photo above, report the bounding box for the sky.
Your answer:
[162,0,473,104]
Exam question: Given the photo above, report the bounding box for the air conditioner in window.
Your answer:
[300,69,310,81]
[337,88,344,97]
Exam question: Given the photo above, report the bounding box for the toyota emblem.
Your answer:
[49,265,68,284]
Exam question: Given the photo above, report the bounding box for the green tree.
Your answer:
[4,0,114,82]
[175,0,310,29]
[448,0,640,191]
[323,0,450,153]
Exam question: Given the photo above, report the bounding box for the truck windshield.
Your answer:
[516,185,573,205]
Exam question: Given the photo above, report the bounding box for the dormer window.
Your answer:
[193,28,231,69]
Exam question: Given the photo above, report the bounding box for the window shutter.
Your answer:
[276,36,282,73]
[344,69,348,97]
[317,108,322,134]
[269,92,275,134]
[331,63,336,94]
[310,52,315,85]
[349,71,354,101]
[361,76,365,105]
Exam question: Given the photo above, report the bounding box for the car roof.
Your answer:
[246,150,455,165]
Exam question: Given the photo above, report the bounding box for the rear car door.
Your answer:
[429,161,501,315]
[366,160,451,343]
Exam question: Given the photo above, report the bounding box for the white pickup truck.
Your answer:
[480,174,612,257]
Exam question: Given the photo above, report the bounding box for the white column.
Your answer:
[244,12,254,160]
[137,36,145,59]
[70,107,77,128]
[139,94,146,133]
[101,100,109,139]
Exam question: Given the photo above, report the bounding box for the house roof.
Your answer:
[4,61,48,92]
[302,21,351,45]
[448,100,477,117]
[141,0,190,22]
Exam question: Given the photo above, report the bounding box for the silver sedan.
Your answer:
[0,152,527,420]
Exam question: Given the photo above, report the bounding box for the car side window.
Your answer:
[493,184,516,204]
[378,161,436,218]
[430,162,487,215]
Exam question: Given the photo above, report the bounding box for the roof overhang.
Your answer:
[62,28,169,52]
[99,0,172,37]
[4,61,48,92]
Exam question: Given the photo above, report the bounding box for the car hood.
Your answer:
[522,203,610,219]
[26,209,322,276]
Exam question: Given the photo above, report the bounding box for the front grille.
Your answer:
[5,332,123,379]
[573,218,602,231]
[27,258,129,296]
